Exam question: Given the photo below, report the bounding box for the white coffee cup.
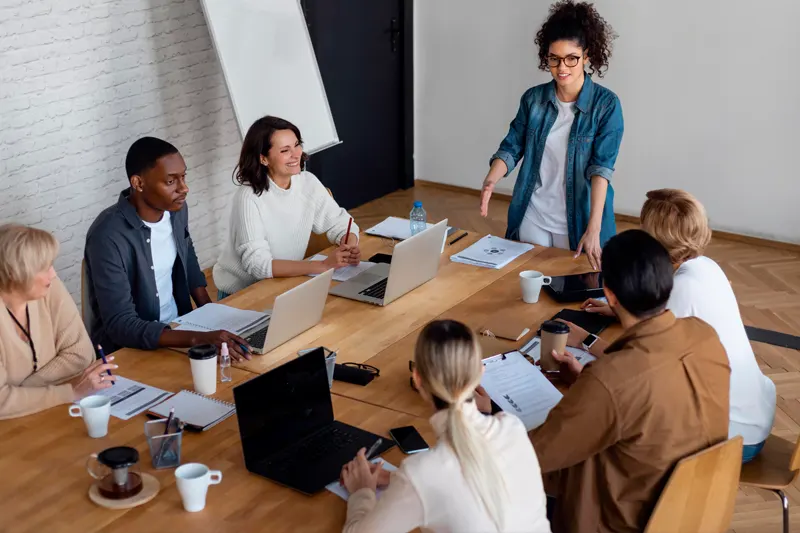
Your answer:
[188,345,217,395]
[175,463,222,512]
[68,395,111,438]
[519,270,552,304]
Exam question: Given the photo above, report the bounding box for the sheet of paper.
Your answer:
[308,255,377,282]
[173,303,269,335]
[93,376,173,420]
[480,351,563,431]
[521,337,597,365]
[451,235,534,270]
[366,217,432,240]
[326,460,398,501]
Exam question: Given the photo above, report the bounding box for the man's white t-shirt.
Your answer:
[668,256,776,445]
[143,212,179,324]
[523,98,575,235]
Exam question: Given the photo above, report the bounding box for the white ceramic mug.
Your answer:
[175,463,222,512]
[519,270,552,304]
[68,395,111,438]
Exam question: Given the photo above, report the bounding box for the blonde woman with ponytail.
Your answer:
[340,320,551,533]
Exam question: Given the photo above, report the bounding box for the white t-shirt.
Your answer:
[668,256,776,445]
[523,98,574,234]
[143,212,179,324]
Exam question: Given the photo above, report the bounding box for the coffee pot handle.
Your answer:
[86,453,106,480]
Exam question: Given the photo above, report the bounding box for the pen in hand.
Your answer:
[97,345,113,377]
[365,438,383,460]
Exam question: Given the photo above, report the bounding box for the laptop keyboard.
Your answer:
[245,326,269,349]
[359,278,388,300]
[265,425,357,473]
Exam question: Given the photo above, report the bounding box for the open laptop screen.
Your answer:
[234,348,333,463]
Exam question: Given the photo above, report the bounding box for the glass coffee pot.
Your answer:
[86,446,143,500]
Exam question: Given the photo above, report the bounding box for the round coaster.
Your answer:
[88,472,160,510]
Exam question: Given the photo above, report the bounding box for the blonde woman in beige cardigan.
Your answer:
[339,319,551,533]
[0,225,117,419]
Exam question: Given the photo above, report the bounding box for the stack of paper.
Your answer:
[173,303,269,335]
[308,255,376,282]
[451,235,533,270]
[366,217,457,241]
[480,351,562,430]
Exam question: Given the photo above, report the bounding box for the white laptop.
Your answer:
[243,269,333,354]
[329,219,448,306]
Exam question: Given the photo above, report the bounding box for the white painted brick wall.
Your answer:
[0,0,241,305]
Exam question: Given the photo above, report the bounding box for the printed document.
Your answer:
[480,351,562,430]
[93,376,173,420]
[451,235,533,270]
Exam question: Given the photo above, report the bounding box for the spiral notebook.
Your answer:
[149,390,236,431]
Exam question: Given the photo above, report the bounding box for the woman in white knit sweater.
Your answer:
[214,116,360,297]
[339,320,551,533]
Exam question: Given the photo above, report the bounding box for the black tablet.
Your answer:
[544,272,605,302]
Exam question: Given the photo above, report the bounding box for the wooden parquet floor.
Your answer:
[348,182,800,533]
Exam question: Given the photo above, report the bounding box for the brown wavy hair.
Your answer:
[535,1,617,78]
[233,116,308,196]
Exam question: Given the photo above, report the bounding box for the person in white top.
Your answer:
[142,211,179,324]
[339,319,551,533]
[578,189,776,463]
[213,116,361,297]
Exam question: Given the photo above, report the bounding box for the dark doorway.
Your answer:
[301,0,413,209]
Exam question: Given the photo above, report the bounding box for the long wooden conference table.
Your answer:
[1,232,611,533]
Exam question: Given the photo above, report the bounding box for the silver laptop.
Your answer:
[242,269,333,354]
[330,219,448,306]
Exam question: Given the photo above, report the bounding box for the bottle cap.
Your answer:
[221,342,229,357]
[413,201,423,208]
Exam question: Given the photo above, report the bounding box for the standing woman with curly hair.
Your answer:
[480,1,622,270]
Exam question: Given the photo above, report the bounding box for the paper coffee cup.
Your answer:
[188,345,217,395]
[540,320,570,372]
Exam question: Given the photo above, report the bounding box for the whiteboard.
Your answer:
[200,0,339,153]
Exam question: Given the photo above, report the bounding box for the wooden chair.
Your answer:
[739,434,800,533]
[304,187,337,258]
[644,436,743,533]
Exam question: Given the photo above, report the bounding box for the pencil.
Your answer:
[344,217,353,245]
[97,345,113,376]
[155,407,175,467]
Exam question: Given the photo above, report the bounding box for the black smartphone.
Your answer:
[389,425,429,454]
[369,253,392,264]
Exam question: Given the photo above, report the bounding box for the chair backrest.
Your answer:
[80,259,94,332]
[644,436,743,533]
[304,187,336,258]
[789,435,800,472]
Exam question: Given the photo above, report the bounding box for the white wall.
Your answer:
[414,0,800,244]
[0,0,242,302]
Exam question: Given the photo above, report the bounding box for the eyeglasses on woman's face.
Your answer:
[547,55,581,68]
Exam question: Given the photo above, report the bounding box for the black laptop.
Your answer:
[233,348,394,495]
[544,272,605,302]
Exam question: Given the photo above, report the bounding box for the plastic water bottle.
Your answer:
[410,201,427,236]
[219,342,232,383]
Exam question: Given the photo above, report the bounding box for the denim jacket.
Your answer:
[491,75,624,250]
